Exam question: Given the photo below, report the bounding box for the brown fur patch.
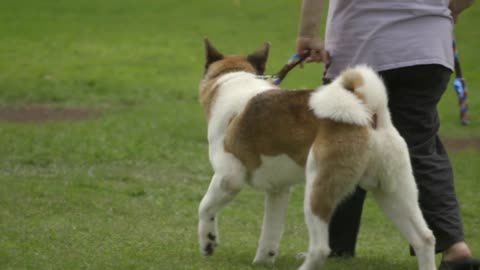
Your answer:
[341,69,364,92]
[339,69,368,108]
[224,89,318,170]
[199,80,219,120]
[309,122,369,221]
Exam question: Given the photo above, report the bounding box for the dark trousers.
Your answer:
[326,64,465,256]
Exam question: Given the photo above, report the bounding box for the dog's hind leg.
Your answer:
[198,171,245,256]
[370,132,436,270]
[298,190,331,270]
[299,150,361,270]
[372,185,436,270]
[253,189,291,265]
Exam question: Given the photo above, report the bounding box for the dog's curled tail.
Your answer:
[309,65,389,128]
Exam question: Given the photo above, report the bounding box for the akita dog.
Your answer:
[198,39,436,270]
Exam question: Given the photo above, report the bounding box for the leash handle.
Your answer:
[272,49,311,85]
[453,39,470,125]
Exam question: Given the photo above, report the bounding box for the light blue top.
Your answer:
[324,0,454,79]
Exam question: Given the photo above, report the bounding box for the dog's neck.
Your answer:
[199,71,256,120]
[199,71,277,125]
[214,71,257,87]
[204,68,251,82]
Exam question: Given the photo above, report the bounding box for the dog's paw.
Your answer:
[297,253,326,270]
[253,249,277,265]
[200,232,218,256]
[297,264,313,270]
[295,252,307,260]
[297,260,319,270]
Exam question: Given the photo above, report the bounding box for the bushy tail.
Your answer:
[309,65,389,128]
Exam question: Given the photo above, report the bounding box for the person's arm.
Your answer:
[298,0,325,37]
[450,0,475,23]
[296,0,328,64]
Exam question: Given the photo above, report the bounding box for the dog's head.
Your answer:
[202,38,270,80]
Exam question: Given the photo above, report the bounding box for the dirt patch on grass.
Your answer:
[442,137,480,152]
[0,106,477,151]
[0,105,98,123]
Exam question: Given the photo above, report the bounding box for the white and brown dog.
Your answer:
[198,39,436,270]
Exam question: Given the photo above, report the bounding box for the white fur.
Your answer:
[248,155,304,264]
[348,65,392,129]
[309,65,392,128]
[253,189,291,265]
[309,84,371,126]
[299,150,331,270]
[250,154,305,192]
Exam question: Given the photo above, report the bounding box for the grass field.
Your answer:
[0,1,479,269]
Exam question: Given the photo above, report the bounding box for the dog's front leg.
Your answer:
[198,173,244,256]
[253,189,291,265]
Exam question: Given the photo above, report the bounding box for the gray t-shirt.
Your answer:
[324,0,454,79]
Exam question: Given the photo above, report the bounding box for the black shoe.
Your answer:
[328,250,354,258]
[439,258,480,270]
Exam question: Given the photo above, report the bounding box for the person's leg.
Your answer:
[380,65,475,264]
[328,187,366,257]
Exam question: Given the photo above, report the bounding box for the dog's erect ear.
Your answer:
[204,38,224,66]
[247,42,270,75]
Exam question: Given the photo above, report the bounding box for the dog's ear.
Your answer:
[204,38,224,67]
[247,42,270,75]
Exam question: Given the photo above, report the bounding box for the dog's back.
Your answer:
[224,89,317,170]
[223,67,384,188]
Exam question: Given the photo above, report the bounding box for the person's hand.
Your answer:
[449,0,475,23]
[296,36,329,67]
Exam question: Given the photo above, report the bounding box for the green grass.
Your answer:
[0,1,479,269]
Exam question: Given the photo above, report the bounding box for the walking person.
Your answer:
[295,0,479,269]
